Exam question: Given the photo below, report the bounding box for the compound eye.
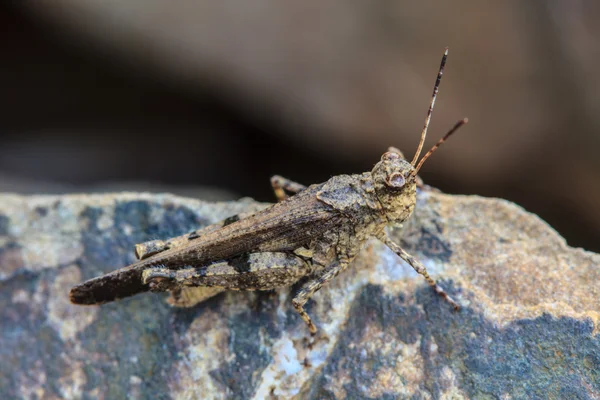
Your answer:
[385,172,406,188]
[381,151,400,162]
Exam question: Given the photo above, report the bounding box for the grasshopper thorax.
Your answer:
[371,150,417,223]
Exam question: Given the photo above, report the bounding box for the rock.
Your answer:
[0,191,598,399]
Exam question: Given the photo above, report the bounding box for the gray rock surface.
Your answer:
[0,191,598,399]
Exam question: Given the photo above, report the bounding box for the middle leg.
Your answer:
[291,260,349,334]
[270,175,307,201]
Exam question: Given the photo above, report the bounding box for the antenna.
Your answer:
[412,118,468,175]
[410,47,449,166]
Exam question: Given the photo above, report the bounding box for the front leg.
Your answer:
[270,175,307,201]
[291,260,349,334]
[378,233,460,310]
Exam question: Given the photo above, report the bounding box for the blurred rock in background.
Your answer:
[1,1,599,251]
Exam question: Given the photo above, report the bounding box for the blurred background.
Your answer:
[1,1,599,252]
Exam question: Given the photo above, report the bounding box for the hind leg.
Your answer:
[143,252,312,293]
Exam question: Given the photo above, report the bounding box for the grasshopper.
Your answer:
[70,48,467,334]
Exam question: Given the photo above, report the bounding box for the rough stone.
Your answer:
[0,191,598,399]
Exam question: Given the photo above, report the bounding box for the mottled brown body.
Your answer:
[70,156,456,333]
[70,48,466,333]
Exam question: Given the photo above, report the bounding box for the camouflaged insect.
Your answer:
[70,48,467,334]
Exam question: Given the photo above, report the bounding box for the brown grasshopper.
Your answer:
[70,48,467,334]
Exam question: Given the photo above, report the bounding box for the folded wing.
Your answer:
[70,184,342,305]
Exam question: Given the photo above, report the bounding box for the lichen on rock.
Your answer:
[0,191,598,399]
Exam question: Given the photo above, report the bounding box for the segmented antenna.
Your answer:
[410,47,449,166]
[412,118,468,175]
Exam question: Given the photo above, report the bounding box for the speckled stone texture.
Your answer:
[0,191,598,399]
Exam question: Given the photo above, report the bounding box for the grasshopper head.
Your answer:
[371,149,417,223]
[370,48,468,223]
